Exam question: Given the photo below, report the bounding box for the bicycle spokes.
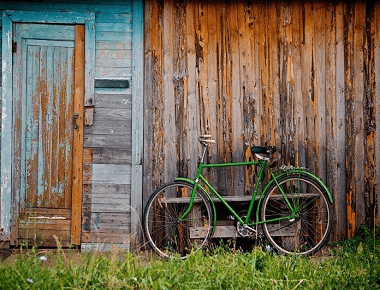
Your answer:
[144,181,213,258]
[261,174,332,256]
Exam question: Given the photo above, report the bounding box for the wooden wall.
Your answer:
[0,1,136,249]
[143,0,380,241]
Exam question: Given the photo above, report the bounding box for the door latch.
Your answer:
[74,112,80,131]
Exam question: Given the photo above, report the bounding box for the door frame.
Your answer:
[1,10,95,242]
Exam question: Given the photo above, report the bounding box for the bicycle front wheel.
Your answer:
[143,181,213,259]
[261,173,333,256]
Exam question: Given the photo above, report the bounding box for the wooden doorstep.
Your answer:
[18,208,72,247]
[20,208,71,219]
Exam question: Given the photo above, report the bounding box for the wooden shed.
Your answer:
[1,0,380,250]
[0,0,143,250]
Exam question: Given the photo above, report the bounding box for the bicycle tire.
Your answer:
[260,173,333,256]
[143,181,214,259]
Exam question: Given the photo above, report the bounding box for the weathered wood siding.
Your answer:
[0,15,3,191]
[0,1,137,247]
[144,0,380,241]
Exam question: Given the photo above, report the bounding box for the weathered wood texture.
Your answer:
[18,208,71,247]
[0,1,134,246]
[144,0,380,241]
[11,23,78,246]
[80,0,134,246]
[82,93,132,245]
[71,25,85,245]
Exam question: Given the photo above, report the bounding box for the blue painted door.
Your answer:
[12,23,83,246]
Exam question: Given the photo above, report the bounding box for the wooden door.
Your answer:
[12,23,84,247]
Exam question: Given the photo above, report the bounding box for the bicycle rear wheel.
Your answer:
[143,181,213,259]
[260,173,333,256]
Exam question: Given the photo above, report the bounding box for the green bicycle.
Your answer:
[143,135,333,258]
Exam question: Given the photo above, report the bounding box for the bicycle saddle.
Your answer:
[251,146,277,155]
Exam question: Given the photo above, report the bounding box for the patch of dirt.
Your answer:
[0,247,14,262]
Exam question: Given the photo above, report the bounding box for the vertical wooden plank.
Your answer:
[353,3,365,235]
[196,1,209,136]
[71,25,85,246]
[364,2,376,232]
[26,45,39,206]
[47,45,59,207]
[346,3,366,237]
[314,3,327,182]
[345,3,356,238]
[84,14,95,107]
[215,0,224,177]
[325,3,343,241]
[216,2,232,195]
[292,3,305,168]
[375,2,380,229]
[271,3,281,158]
[10,22,23,244]
[224,2,233,193]
[301,2,316,172]
[146,0,165,199]
[186,0,199,178]
[281,3,291,164]
[277,3,288,162]
[204,2,218,187]
[252,3,261,146]
[325,3,336,239]
[174,1,187,177]
[40,46,52,207]
[328,3,336,231]
[36,45,46,206]
[257,4,268,147]
[1,13,12,238]
[143,0,154,206]
[63,46,75,210]
[237,2,255,195]
[173,1,189,178]
[229,2,244,196]
[57,46,69,208]
[268,3,280,151]
[0,14,2,173]
[335,2,347,240]
[131,0,144,242]
[213,1,222,192]
[163,0,176,182]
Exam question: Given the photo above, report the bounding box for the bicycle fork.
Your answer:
[178,181,200,222]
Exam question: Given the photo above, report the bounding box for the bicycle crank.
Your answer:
[237,222,261,238]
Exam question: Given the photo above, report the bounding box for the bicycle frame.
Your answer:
[178,159,297,227]
[178,138,333,232]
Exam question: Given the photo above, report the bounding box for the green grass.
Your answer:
[1,226,379,290]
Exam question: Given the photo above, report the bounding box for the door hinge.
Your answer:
[12,41,17,53]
